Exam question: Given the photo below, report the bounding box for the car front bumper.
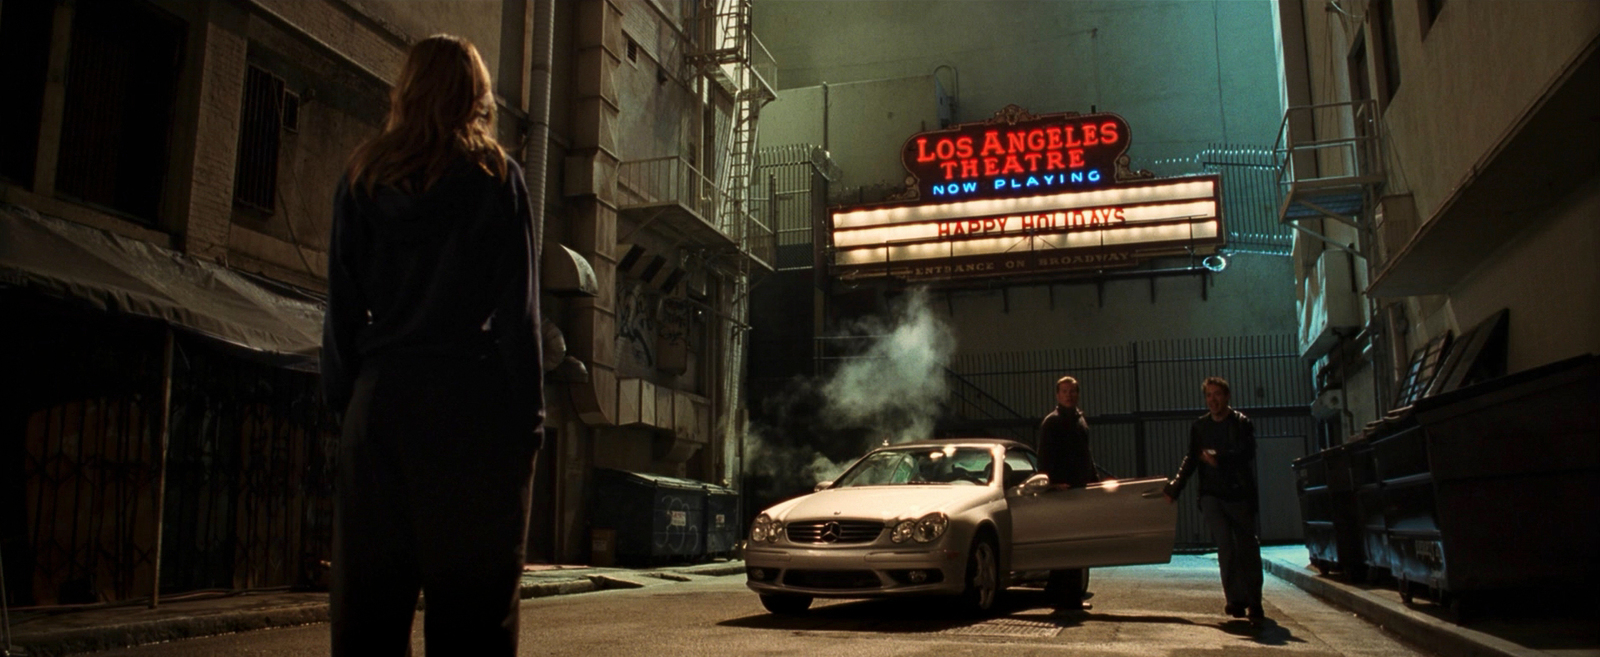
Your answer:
[744,544,969,598]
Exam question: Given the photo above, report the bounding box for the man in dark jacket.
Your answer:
[1037,375,1099,611]
[1164,376,1264,624]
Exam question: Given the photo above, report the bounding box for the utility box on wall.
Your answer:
[1374,194,1418,266]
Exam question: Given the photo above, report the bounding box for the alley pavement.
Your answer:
[4,547,1595,657]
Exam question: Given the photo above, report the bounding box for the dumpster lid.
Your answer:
[1413,353,1596,421]
[598,468,707,491]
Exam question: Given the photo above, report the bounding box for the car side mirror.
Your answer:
[814,480,834,492]
[1021,473,1051,493]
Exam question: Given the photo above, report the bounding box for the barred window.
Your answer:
[53,0,185,224]
[234,65,286,213]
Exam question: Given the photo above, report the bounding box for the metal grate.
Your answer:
[938,617,1062,637]
[9,294,338,605]
[1135,144,1293,256]
[784,520,883,544]
[13,303,165,606]
[750,144,834,271]
[162,334,338,593]
[234,65,284,213]
[1203,145,1292,256]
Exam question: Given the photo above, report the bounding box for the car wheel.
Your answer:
[960,533,1001,615]
[759,593,812,615]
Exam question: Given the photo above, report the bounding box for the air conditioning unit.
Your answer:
[1297,250,1362,360]
[1312,389,1345,419]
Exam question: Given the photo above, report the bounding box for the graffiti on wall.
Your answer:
[616,281,697,374]
[616,281,657,369]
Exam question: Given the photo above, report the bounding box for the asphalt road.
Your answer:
[88,555,1430,656]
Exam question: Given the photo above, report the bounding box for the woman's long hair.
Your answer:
[346,34,508,194]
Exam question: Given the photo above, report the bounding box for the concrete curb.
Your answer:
[12,565,746,656]
[671,562,747,578]
[520,577,601,599]
[8,602,331,657]
[1262,557,1544,657]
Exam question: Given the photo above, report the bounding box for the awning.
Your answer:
[0,204,325,369]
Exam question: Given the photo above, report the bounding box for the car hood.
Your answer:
[769,485,994,522]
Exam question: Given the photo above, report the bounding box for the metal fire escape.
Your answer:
[684,0,777,480]
[1274,99,1385,256]
[613,1,775,270]
[1276,98,1398,411]
[690,0,777,273]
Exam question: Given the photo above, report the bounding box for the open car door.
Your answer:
[1007,476,1177,571]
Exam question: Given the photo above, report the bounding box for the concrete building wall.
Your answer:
[185,3,250,264]
[1283,0,1599,429]
[759,76,942,196]
[1375,1,1600,226]
[362,0,508,70]
[752,1,1298,357]
[756,0,1285,170]
[1450,179,1600,372]
[942,254,1299,354]
[555,0,765,556]
[613,4,700,162]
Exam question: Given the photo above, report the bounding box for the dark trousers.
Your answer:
[331,355,538,656]
[1200,495,1263,609]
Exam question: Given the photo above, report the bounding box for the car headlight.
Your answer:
[891,512,948,543]
[750,514,772,542]
[891,520,916,543]
[914,513,949,543]
[750,514,784,543]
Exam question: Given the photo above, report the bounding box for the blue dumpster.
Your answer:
[591,469,705,566]
[1384,355,1600,609]
[702,482,741,559]
[1347,439,1391,582]
[1293,443,1366,581]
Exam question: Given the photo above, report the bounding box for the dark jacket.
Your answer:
[1164,409,1256,506]
[1037,405,1098,487]
[320,158,543,438]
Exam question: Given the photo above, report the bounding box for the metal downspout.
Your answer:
[522,0,556,558]
[524,0,556,263]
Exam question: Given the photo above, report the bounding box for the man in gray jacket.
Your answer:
[1163,377,1264,624]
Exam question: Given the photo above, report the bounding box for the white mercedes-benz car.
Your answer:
[744,438,1176,615]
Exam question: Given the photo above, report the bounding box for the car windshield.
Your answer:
[832,445,996,487]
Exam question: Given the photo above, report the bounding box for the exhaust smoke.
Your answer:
[744,288,956,504]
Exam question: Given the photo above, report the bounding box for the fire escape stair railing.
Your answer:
[942,368,1034,443]
[683,0,779,464]
[1274,99,1386,256]
[691,0,776,276]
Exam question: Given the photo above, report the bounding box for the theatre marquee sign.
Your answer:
[831,105,1224,282]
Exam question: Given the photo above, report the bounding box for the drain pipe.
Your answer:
[520,0,557,558]
[524,0,555,262]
